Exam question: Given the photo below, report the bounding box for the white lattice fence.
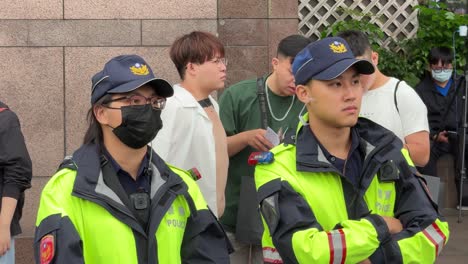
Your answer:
[299,0,420,49]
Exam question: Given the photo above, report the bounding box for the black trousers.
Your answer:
[418,136,468,205]
[419,141,457,176]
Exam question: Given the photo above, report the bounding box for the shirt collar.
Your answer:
[295,118,389,172]
[435,78,452,95]
[311,128,361,163]
[174,84,215,108]
[102,146,149,179]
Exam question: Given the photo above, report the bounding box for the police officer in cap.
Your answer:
[255,38,449,264]
[34,55,231,263]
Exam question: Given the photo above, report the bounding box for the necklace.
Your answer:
[265,84,295,122]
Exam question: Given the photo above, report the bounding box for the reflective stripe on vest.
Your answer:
[327,229,346,264]
[263,247,283,264]
[422,223,447,256]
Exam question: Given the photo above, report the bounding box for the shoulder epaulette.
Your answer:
[264,131,296,160]
[282,130,296,146]
[57,155,77,172]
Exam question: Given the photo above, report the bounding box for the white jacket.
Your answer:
[152,84,219,216]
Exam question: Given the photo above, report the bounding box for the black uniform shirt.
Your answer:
[103,148,151,196]
[312,128,364,187]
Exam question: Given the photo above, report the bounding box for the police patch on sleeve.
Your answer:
[40,234,55,264]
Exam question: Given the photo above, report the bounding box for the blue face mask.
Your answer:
[431,69,452,83]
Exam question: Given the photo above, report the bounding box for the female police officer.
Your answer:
[34,55,231,264]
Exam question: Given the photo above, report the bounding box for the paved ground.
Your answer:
[436,208,468,263]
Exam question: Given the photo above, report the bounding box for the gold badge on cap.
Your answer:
[329,41,347,53]
[130,63,149,76]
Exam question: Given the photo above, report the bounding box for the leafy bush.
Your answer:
[403,3,468,78]
[321,3,468,87]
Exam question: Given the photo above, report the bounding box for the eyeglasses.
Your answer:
[431,68,453,73]
[209,57,228,66]
[103,94,166,110]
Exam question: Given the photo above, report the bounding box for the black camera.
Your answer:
[130,192,150,210]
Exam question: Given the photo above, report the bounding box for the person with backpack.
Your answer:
[337,30,430,168]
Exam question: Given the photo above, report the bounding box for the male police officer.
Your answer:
[219,35,310,263]
[255,38,449,264]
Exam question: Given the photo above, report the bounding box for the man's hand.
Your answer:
[435,131,449,143]
[0,197,17,256]
[358,259,372,264]
[245,129,274,152]
[0,223,11,256]
[227,128,275,157]
[381,216,403,234]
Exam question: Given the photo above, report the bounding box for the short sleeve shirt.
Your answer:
[360,77,429,142]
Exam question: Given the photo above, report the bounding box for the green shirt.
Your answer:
[218,76,304,230]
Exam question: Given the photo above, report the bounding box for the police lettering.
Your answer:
[166,219,186,229]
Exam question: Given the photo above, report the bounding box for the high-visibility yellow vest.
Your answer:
[255,115,449,264]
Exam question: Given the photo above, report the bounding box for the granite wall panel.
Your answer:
[218,0,268,18]
[218,19,268,46]
[0,48,64,177]
[0,1,62,19]
[225,46,269,87]
[64,0,217,19]
[142,20,217,46]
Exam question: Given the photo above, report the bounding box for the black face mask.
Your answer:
[112,104,163,149]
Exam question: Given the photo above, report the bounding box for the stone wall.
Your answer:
[0,1,298,262]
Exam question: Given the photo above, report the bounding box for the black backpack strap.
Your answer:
[257,76,269,129]
[394,80,402,114]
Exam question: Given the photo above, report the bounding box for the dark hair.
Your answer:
[83,94,112,145]
[336,30,372,57]
[428,47,453,65]
[170,31,225,79]
[277,35,312,59]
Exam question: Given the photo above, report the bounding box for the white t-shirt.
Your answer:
[360,77,429,141]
